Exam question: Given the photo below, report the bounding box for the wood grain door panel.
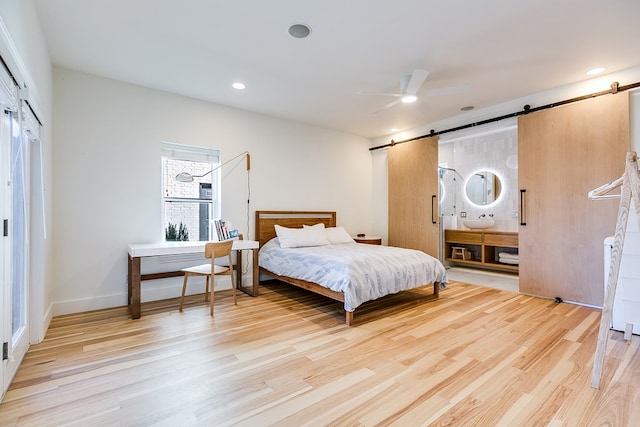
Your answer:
[388,137,439,257]
[518,93,629,306]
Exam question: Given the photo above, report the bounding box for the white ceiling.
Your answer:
[33,0,640,139]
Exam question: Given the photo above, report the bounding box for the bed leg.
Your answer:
[345,311,353,326]
[434,282,440,298]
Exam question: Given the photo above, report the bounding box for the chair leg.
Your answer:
[179,273,189,312]
[205,276,210,302]
[210,275,215,316]
[229,254,237,305]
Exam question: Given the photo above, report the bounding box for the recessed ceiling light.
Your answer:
[288,23,311,39]
[232,82,246,90]
[586,67,606,76]
[401,95,417,103]
[460,105,474,111]
[390,128,399,132]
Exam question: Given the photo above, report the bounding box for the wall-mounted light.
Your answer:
[175,151,250,182]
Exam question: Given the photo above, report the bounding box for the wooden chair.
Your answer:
[179,240,236,315]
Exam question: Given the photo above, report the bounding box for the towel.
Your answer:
[498,252,519,260]
[498,251,519,265]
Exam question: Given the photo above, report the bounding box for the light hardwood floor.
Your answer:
[1,280,639,426]
[445,267,519,293]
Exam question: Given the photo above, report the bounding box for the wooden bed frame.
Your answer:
[255,210,440,326]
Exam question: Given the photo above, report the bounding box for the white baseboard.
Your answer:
[29,303,53,344]
[52,274,244,316]
[52,293,128,317]
[42,303,53,338]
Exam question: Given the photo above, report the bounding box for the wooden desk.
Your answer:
[127,240,259,319]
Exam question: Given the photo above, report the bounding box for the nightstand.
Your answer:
[353,235,382,245]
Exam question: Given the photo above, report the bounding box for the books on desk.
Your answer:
[212,219,239,241]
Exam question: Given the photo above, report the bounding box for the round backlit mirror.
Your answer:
[465,171,502,206]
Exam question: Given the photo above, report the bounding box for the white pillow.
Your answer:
[303,223,326,230]
[303,224,355,244]
[325,227,355,244]
[275,224,330,248]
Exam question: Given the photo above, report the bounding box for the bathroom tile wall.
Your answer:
[439,125,519,231]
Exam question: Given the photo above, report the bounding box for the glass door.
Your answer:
[0,103,7,401]
[438,165,459,262]
[1,108,29,401]
[439,166,458,218]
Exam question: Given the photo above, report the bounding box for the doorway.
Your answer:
[1,101,30,401]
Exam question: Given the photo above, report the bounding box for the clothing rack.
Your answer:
[591,151,640,389]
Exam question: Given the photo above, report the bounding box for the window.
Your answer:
[161,142,220,241]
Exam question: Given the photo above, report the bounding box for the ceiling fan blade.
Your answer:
[357,91,403,97]
[404,69,429,95]
[371,98,401,114]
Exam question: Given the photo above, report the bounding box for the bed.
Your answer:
[256,210,447,325]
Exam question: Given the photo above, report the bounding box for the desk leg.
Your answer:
[236,250,243,294]
[252,248,259,296]
[235,248,260,297]
[128,255,141,319]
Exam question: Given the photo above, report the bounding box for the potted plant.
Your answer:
[177,222,189,241]
[165,222,189,241]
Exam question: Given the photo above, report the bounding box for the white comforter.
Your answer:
[259,239,448,312]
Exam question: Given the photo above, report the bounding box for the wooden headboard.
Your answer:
[255,211,337,247]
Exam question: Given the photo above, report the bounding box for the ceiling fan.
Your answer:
[362,69,429,113]
[364,69,462,114]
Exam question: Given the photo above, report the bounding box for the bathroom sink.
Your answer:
[463,219,495,229]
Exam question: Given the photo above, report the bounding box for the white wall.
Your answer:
[51,67,373,314]
[0,0,53,343]
[371,67,640,241]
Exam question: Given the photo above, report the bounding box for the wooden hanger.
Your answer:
[589,152,639,201]
[588,175,624,200]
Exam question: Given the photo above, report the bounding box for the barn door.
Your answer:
[388,136,439,257]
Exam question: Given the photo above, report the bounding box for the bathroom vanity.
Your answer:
[444,229,519,272]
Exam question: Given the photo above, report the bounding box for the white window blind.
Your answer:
[161,141,220,163]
